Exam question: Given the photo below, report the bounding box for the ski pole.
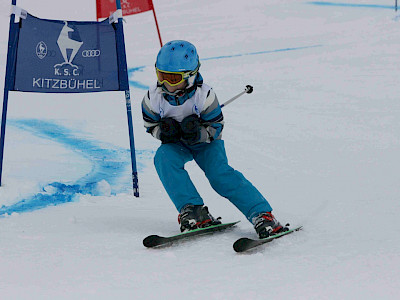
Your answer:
[220,85,253,108]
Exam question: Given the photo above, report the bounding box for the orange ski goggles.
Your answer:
[156,64,200,86]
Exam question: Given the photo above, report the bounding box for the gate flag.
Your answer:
[14,14,125,93]
[97,0,152,18]
[1,3,139,197]
[96,0,163,47]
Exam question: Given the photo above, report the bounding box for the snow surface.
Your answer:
[1,0,400,299]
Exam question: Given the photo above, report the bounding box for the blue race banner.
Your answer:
[14,14,122,93]
[2,4,138,197]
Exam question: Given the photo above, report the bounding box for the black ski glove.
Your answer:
[159,117,181,144]
[181,114,201,145]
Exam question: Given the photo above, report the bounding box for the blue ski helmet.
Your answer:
[156,40,200,72]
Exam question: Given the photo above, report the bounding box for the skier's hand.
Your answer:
[159,117,181,144]
[181,114,201,145]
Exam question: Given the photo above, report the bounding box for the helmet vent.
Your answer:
[184,54,188,59]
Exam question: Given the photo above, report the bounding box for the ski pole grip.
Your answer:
[245,85,253,94]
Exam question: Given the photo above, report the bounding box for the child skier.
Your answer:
[141,40,287,238]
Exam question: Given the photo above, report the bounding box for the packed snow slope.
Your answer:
[1,0,400,299]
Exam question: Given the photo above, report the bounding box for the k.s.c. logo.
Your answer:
[53,21,84,76]
[32,21,103,91]
[35,21,101,72]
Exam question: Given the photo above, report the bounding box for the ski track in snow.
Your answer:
[0,119,154,216]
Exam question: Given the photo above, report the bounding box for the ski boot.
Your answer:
[252,212,288,239]
[178,205,221,232]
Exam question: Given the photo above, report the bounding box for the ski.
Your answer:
[233,226,303,253]
[143,221,240,248]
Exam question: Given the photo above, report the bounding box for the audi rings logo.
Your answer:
[82,49,101,58]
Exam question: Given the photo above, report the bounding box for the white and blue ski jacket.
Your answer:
[141,83,224,144]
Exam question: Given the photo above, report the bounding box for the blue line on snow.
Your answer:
[308,2,395,9]
[128,45,322,89]
[0,119,154,216]
[128,66,149,90]
[202,45,322,61]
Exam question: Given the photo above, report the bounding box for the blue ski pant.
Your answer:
[154,140,272,223]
